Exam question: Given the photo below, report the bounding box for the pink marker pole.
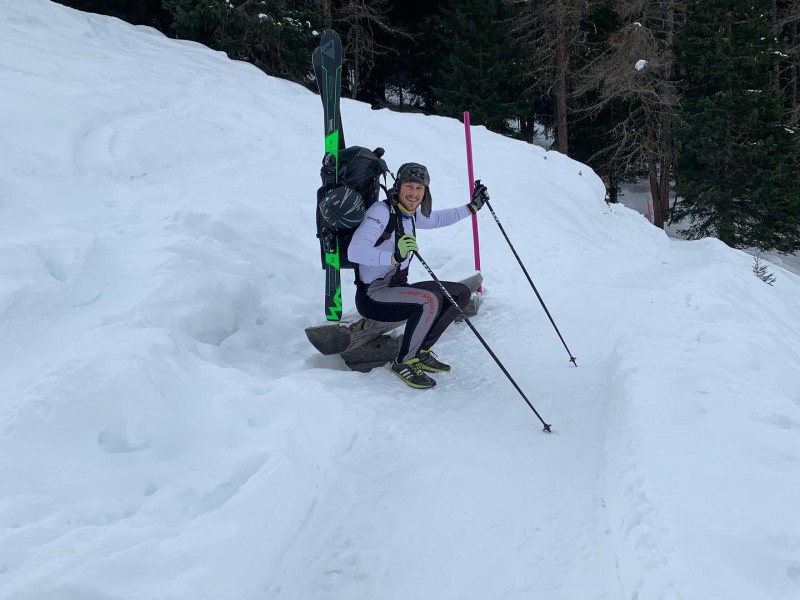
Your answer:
[464,111,482,291]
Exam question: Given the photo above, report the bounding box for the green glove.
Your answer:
[394,234,418,263]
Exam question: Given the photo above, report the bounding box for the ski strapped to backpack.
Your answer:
[312,30,346,321]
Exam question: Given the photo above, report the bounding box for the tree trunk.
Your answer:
[647,157,665,228]
[793,20,800,123]
[660,0,676,226]
[608,171,619,203]
[794,60,799,122]
[645,152,673,229]
[351,34,360,99]
[773,0,784,96]
[555,4,569,154]
[658,107,674,224]
[322,0,331,29]
[659,156,672,221]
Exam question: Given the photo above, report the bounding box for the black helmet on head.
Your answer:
[393,162,433,217]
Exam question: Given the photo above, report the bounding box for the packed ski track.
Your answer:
[4,3,800,600]
[258,307,622,599]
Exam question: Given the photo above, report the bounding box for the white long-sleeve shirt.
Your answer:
[347,201,471,284]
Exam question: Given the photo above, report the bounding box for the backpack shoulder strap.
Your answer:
[373,198,403,247]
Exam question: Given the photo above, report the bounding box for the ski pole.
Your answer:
[484,200,578,367]
[414,252,552,433]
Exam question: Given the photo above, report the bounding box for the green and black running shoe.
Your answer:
[391,358,436,389]
[417,348,451,372]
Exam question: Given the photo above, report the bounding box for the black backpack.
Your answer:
[316,146,399,269]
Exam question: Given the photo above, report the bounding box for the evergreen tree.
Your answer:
[673,0,800,253]
[771,0,800,125]
[333,0,401,101]
[243,0,321,83]
[568,1,631,202]
[514,0,589,152]
[436,0,524,134]
[53,0,173,33]
[164,0,246,55]
[163,0,320,85]
[366,0,450,112]
[573,1,684,225]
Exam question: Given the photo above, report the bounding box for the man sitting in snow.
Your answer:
[347,162,490,389]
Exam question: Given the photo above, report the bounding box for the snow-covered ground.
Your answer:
[2,2,800,599]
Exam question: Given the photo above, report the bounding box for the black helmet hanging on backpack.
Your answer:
[394,162,432,217]
[319,185,365,229]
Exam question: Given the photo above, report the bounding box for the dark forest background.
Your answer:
[55,0,800,253]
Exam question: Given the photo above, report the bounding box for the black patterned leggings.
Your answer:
[356,279,470,363]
